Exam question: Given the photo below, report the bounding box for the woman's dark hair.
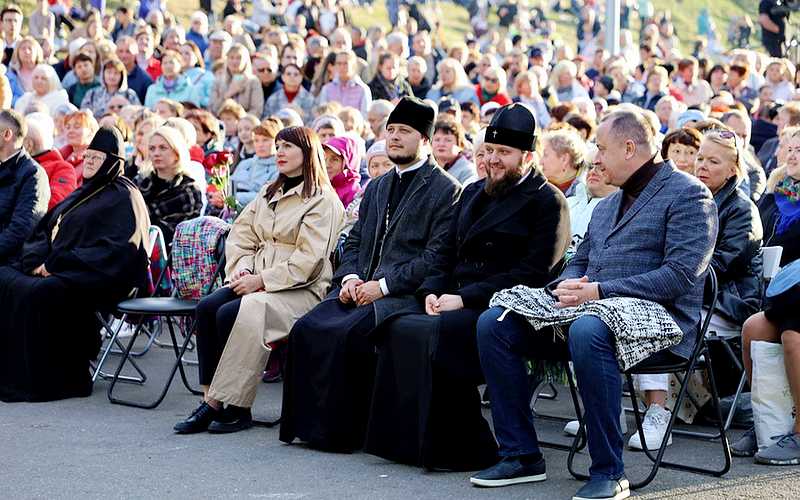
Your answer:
[266,126,330,200]
[550,102,576,122]
[185,109,220,141]
[705,63,729,85]
[565,113,597,139]
[661,127,703,157]
[433,117,466,149]
[282,63,302,76]
[181,40,205,69]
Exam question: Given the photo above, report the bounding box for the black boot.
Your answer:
[174,402,221,434]
[208,405,253,434]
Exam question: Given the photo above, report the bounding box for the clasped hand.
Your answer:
[230,270,264,295]
[339,279,384,306]
[551,276,600,308]
[31,264,51,277]
[424,294,464,315]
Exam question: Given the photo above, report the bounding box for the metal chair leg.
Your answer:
[93,313,146,384]
[539,364,588,453]
[108,314,198,409]
[164,317,202,396]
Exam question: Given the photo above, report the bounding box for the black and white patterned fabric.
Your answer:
[489,286,684,371]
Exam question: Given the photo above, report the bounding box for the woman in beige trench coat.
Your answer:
[174,126,344,434]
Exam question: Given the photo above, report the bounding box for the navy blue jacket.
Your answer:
[0,149,50,264]
[126,65,153,104]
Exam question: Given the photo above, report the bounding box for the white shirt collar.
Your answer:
[394,156,427,178]
[516,168,532,186]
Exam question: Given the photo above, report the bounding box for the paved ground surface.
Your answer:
[2,337,800,499]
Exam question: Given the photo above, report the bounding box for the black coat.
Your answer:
[418,170,571,309]
[137,172,202,246]
[760,191,800,266]
[335,157,462,324]
[709,178,764,324]
[0,149,50,265]
[368,74,414,102]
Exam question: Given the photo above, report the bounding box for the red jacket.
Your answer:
[474,84,512,107]
[59,144,85,187]
[34,149,78,210]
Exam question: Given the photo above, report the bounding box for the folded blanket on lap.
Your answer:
[490,286,683,371]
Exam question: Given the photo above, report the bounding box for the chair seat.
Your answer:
[116,297,199,315]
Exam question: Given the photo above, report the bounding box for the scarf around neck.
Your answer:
[775,176,800,235]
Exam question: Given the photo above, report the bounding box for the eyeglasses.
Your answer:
[256,67,273,73]
[483,76,499,83]
[84,152,107,163]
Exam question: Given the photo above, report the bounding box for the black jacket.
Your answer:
[0,149,50,264]
[709,178,764,324]
[368,75,414,102]
[751,119,777,155]
[417,170,571,309]
[335,157,461,324]
[409,77,432,100]
[760,190,800,267]
[136,172,202,246]
[634,91,665,111]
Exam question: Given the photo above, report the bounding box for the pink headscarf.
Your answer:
[323,136,362,207]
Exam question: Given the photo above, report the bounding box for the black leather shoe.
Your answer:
[469,456,546,487]
[174,402,220,434]
[572,476,630,500]
[207,405,253,434]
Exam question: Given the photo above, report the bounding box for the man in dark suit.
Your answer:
[364,103,571,472]
[280,97,462,452]
[472,110,718,500]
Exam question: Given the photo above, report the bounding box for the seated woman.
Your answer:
[136,126,203,246]
[173,126,345,434]
[731,129,800,460]
[14,64,69,116]
[60,109,99,186]
[230,118,281,207]
[322,135,362,208]
[631,129,765,451]
[431,118,477,185]
[80,58,141,117]
[565,149,618,259]
[539,127,587,196]
[0,127,150,402]
[661,127,702,174]
[124,114,164,180]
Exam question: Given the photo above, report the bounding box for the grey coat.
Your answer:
[334,156,462,324]
[559,161,718,359]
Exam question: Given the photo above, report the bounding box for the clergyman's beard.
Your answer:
[388,151,418,166]
[485,168,523,198]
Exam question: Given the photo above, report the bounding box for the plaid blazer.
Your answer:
[560,161,719,358]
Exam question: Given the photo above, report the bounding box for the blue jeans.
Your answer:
[477,307,624,480]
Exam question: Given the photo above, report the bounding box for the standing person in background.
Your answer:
[0,4,23,65]
[759,0,788,58]
[29,0,55,41]
[115,36,153,104]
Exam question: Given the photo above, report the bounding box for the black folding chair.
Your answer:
[566,268,731,490]
[107,232,228,409]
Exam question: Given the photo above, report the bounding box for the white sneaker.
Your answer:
[563,411,628,436]
[628,404,672,451]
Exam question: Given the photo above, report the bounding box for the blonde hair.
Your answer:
[139,125,191,178]
[768,127,800,191]
[548,60,578,89]
[434,57,473,90]
[701,131,746,181]
[224,43,253,82]
[542,128,588,171]
[10,37,44,72]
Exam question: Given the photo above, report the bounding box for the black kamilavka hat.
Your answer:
[387,96,436,140]
[485,103,537,151]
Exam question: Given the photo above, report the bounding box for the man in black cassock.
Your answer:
[363,103,571,471]
[279,97,462,452]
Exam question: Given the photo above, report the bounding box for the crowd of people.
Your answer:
[0,1,799,499]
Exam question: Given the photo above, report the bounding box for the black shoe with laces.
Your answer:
[174,402,220,434]
[207,405,254,434]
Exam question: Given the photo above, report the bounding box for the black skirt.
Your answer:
[364,310,499,471]
[0,267,101,402]
[279,298,378,452]
[764,284,800,333]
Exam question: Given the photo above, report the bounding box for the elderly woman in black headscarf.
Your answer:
[0,126,151,402]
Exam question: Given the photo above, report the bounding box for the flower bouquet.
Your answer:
[203,150,240,222]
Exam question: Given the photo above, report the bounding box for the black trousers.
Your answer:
[195,286,241,386]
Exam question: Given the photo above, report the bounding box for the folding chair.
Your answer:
[566,268,731,490]
[91,225,167,384]
[676,245,784,440]
[107,223,229,409]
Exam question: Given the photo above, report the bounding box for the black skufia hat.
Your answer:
[485,103,537,151]
[87,126,125,161]
[387,96,437,140]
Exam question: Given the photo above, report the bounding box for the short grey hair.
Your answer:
[369,99,394,116]
[0,109,27,145]
[603,110,655,149]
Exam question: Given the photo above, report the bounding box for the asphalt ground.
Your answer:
[2,335,800,500]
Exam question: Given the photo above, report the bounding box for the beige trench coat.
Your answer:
[207,181,344,407]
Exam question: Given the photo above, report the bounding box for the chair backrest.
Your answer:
[171,216,231,300]
[691,267,719,358]
[762,246,784,280]
[146,225,173,296]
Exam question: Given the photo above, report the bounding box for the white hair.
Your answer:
[25,112,55,152]
[33,64,62,94]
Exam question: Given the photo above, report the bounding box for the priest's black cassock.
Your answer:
[0,127,150,402]
[364,170,571,470]
[279,154,462,451]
